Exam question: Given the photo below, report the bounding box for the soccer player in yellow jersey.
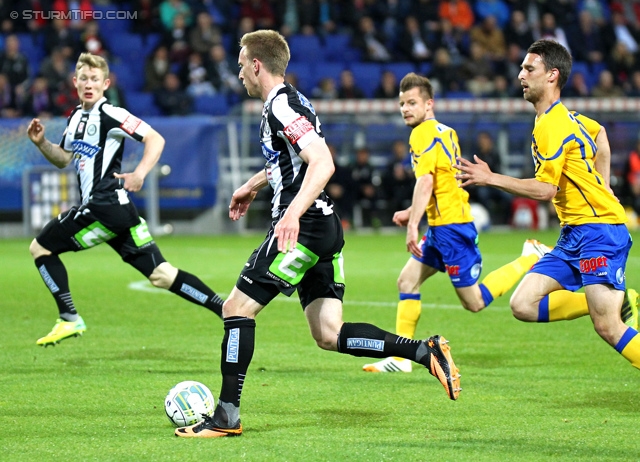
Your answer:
[364,72,550,373]
[457,39,640,373]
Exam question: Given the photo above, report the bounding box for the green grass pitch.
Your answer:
[2,229,640,461]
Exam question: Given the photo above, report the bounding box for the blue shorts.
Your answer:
[414,222,482,288]
[530,224,632,291]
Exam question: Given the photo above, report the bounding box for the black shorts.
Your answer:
[36,202,163,263]
[236,210,346,308]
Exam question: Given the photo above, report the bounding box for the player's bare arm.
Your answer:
[593,126,615,196]
[407,173,432,258]
[27,118,73,168]
[275,137,335,253]
[393,207,411,227]
[229,170,267,221]
[456,155,557,201]
[114,127,165,192]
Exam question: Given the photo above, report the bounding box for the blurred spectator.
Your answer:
[570,10,605,67]
[563,72,591,98]
[20,76,55,118]
[488,74,512,98]
[205,44,245,97]
[497,42,526,93]
[470,15,507,65]
[0,35,30,92]
[410,0,441,38]
[51,0,93,31]
[159,0,193,31]
[53,71,78,116]
[608,42,637,88]
[381,140,413,223]
[475,0,510,29]
[623,137,640,214]
[284,72,301,92]
[317,0,342,35]
[625,70,640,97]
[154,72,193,115]
[104,72,127,109]
[429,47,462,96]
[604,11,639,57]
[503,9,534,55]
[44,17,80,59]
[0,73,19,118]
[326,144,356,228]
[351,146,382,228]
[239,0,276,30]
[337,69,365,99]
[536,13,571,54]
[181,51,216,97]
[131,0,161,36]
[274,0,321,36]
[459,42,495,96]
[430,19,466,66]
[591,69,625,97]
[577,0,611,27]
[145,45,170,92]
[39,47,72,92]
[80,21,109,59]
[467,131,511,225]
[162,13,191,64]
[397,15,431,63]
[311,77,338,99]
[3,0,50,34]
[189,11,223,55]
[373,70,399,99]
[438,0,475,35]
[352,16,391,62]
[236,16,257,43]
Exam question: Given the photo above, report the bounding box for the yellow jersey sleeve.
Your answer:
[531,102,626,226]
[409,119,473,226]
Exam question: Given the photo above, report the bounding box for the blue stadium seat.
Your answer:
[125,91,160,117]
[419,62,433,77]
[323,33,360,62]
[104,32,144,65]
[383,62,417,83]
[94,4,131,35]
[286,62,313,93]
[288,34,324,62]
[194,94,229,116]
[309,62,345,90]
[349,62,383,98]
[109,61,144,92]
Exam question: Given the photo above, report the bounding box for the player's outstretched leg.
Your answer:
[622,288,639,330]
[419,335,461,400]
[36,316,86,347]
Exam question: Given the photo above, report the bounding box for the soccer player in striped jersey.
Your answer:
[364,72,552,373]
[27,52,225,347]
[456,39,640,375]
[175,30,461,439]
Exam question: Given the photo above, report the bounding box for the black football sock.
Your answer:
[215,316,255,427]
[337,322,422,360]
[34,254,78,322]
[169,269,224,318]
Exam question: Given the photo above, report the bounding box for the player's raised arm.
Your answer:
[27,118,73,168]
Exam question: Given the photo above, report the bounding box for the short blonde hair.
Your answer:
[240,30,289,77]
[75,52,109,78]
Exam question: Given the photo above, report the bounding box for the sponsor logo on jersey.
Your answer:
[579,256,607,274]
[314,199,334,216]
[87,124,97,136]
[283,116,314,145]
[346,338,384,351]
[296,91,316,114]
[260,142,279,162]
[180,283,208,304]
[226,328,239,363]
[71,140,100,158]
[120,115,142,135]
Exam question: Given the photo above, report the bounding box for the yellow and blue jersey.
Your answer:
[410,118,473,226]
[531,101,626,226]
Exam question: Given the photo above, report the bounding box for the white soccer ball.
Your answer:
[164,381,216,427]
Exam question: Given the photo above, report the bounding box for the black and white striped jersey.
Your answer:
[60,97,150,205]
[261,82,334,218]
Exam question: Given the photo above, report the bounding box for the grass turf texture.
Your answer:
[2,229,640,461]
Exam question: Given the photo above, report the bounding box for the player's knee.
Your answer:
[29,239,50,259]
[149,262,178,289]
[591,318,619,345]
[509,293,534,321]
[462,302,484,313]
[313,333,337,351]
[397,275,418,293]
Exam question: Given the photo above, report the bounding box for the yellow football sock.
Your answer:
[481,254,538,302]
[616,328,640,370]
[396,298,421,339]
[547,291,589,321]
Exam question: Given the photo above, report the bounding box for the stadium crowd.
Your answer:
[0,0,637,119]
